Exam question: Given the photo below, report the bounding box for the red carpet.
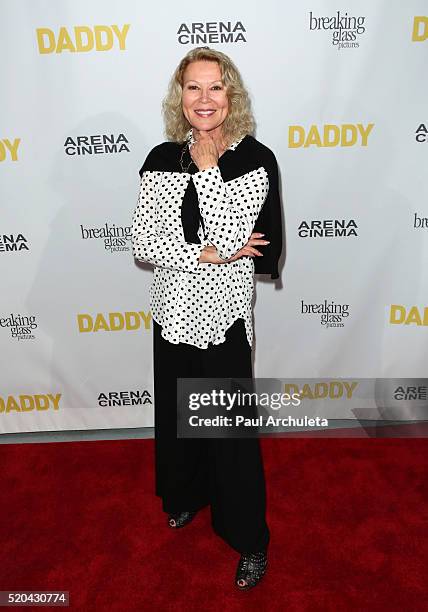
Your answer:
[1,437,427,611]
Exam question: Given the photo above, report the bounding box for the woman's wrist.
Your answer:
[199,246,214,263]
[196,162,218,172]
[199,245,227,264]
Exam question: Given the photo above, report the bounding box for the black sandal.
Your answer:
[167,510,198,529]
[235,549,268,590]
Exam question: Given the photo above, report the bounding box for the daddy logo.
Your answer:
[98,390,153,407]
[0,233,29,253]
[301,300,350,328]
[309,10,366,49]
[298,219,358,238]
[64,133,130,156]
[412,16,428,42]
[415,123,428,143]
[0,313,37,340]
[80,222,131,253]
[36,25,130,54]
[77,311,152,332]
[0,138,20,162]
[0,394,61,413]
[177,21,246,44]
[390,305,428,326]
[289,123,374,148]
[284,381,358,400]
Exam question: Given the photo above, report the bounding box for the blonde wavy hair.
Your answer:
[162,47,256,145]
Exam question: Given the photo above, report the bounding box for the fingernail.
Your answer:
[264,241,270,244]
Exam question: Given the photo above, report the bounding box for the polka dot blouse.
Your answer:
[132,129,281,349]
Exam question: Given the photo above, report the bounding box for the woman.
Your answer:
[131,46,282,590]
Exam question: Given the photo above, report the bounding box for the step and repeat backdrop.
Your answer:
[1,1,427,434]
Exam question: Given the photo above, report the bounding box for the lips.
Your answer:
[194,109,216,117]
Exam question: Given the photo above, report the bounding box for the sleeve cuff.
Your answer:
[180,242,206,273]
[192,164,223,194]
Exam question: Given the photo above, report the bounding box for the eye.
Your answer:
[211,85,223,90]
[187,85,199,90]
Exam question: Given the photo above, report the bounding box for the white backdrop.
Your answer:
[1,1,427,434]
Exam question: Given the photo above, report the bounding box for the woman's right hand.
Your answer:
[198,233,270,264]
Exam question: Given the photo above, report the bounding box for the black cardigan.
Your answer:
[139,134,282,279]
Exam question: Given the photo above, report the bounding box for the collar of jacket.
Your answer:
[185,128,245,151]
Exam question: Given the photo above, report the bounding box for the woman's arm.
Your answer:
[191,164,269,260]
[131,157,206,273]
[252,151,282,280]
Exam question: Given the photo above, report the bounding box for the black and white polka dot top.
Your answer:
[132,128,282,349]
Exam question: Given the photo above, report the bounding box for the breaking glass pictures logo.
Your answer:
[309,11,366,50]
[0,313,38,340]
[80,222,132,253]
[413,213,428,230]
[301,300,350,328]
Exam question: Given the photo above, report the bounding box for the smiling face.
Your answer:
[181,60,229,139]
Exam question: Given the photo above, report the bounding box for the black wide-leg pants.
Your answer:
[152,317,270,554]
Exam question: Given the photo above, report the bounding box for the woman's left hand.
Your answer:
[190,130,219,171]
[200,234,269,265]
[226,233,269,262]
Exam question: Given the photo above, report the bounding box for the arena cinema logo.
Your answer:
[413,213,428,229]
[0,233,29,253]
[298,219,358,238]
[309,10,366,49]
[64,133,130,156]
[389,305,428,326]
[301,300,350,328]
[177,21,246,44]
[80,222,131,253]
[0,394,61,414]
[415,123,428,143]
[393,385,427,401]
[0,313,37,340]
[412,16,428,42]
[0,138,20,162]
[77,311,151,333]
[284,381,358,400]
[289,123,374,148]
[36,25,130,54]
[98,390,152,407]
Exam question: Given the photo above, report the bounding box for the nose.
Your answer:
[198,88,211,103]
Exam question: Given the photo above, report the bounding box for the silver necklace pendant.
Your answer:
[180,143,196,173]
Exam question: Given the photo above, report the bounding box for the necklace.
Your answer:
[179,135,229,173]
[179,143,196,173]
